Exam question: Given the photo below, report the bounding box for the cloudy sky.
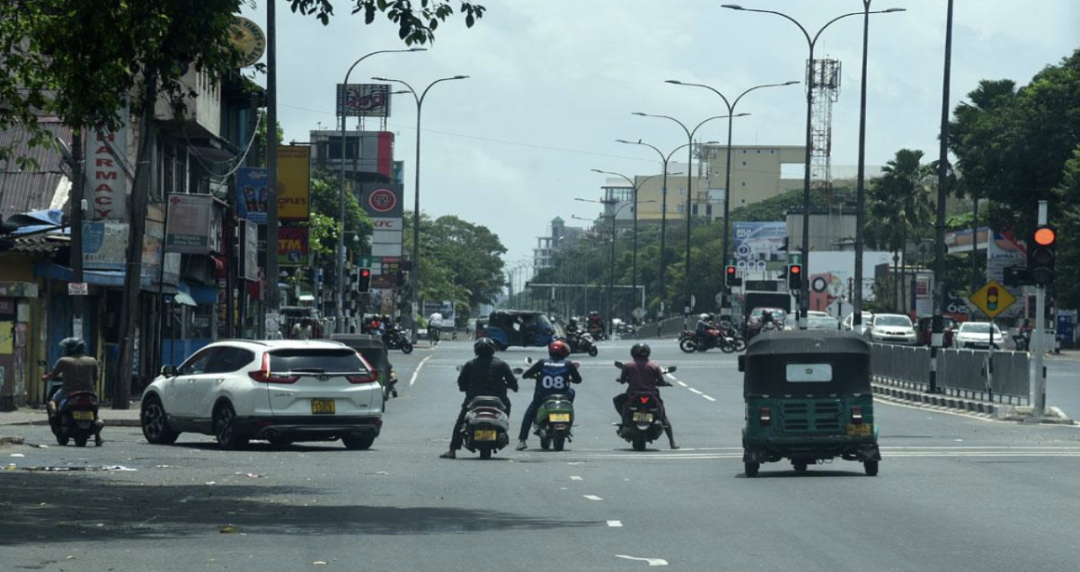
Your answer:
[241,0,1079,270]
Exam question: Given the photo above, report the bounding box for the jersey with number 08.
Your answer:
[523,358,582,399]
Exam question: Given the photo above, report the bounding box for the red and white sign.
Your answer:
[68,282,89,296]
[371,218,402,230]
[367,188,398,213]
[87,115,129,221]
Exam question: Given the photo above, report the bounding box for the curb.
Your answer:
[871,383,1075,425]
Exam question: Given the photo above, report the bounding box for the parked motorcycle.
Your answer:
[458,396,511,459]
[533,393,574,451]
[382,328,414,354]
[565,332,599,357]
[613,361,676,451]
[49,390,103,447]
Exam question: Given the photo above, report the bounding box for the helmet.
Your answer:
[473,337,497,357]
[630,342,651,359]
[60,337,87,356]
[548,340,570,359]
[699,313,711,321]
[568,318,577,326]
[589,310,599,316]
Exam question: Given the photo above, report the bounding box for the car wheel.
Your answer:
[213,402,248,450]
[793,461,808,473]
[342,434,375,450]
[141,395,179,445]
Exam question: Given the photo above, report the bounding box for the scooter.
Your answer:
[459,396,511,459]
[613,361,676,451]
[49,390,103,447]
[533,393,574,451]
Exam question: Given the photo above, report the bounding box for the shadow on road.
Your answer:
[0,472,591,545]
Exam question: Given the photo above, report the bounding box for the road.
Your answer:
[3,339,1080,571]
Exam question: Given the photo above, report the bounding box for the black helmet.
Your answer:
[474,337,497,357]
[630,342,651,359]
[60,337,87,356]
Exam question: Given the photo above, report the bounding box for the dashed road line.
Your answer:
[570,475,583,481]
[676,381,688,387]
[584,494,603,501]
[688,388,704,395]
[615,555,668,566]
[607,520,623,527]
[702,395,717,402]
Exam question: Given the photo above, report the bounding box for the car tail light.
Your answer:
[347,373,377,384]
[248,353,299,384]
[851,405,864,424]
[759,406,772,426]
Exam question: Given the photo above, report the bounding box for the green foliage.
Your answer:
[1054,144,1080,308]
[288,0,485,43]
[728,187,855,223]
[865,149,936,254]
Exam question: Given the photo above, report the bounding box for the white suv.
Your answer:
[140,340,384,449]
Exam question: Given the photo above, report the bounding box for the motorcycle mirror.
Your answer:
[525,357,534,364]
[572,361,581,369]
[666,366,677,373]
[613,360,624,369]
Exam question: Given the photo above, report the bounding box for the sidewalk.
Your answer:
[0,406,142,427]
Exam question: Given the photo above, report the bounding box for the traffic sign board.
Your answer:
[969,279,1016,319]
[632,308,645,319]
[68,282,89,296]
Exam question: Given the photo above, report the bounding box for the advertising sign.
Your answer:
[1057,311,1076,346]
[337,84,392,118]
[165,194,214,253]
[236,167,268,224]
[86,114,128,221]
[986,230,1026,284]
[241,219,259,281]
[82,221,128,270]
[229,16,266,67]
[278,227,309,266]
[360,183,404,218]
[278,146,311,221]
[732,222,786,273]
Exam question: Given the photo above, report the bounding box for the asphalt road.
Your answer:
[3,339,1080,572]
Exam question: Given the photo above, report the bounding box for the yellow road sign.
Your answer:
[969,279,1016,319]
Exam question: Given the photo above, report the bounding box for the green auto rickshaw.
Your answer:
[739,330,881,477]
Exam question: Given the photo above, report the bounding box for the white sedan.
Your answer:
[954,322,1005,350]
[865,314,918,345]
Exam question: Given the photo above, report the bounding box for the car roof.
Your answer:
[209,339,352,350]
[874,313,910,320]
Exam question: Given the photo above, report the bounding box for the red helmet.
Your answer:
[548,340,571,358]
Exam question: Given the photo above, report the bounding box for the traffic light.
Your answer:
[357,267,372,293]
[1028,224,1056,285]
[986,284,1000,313]
[787,264,802,292]
[724,264,741,287]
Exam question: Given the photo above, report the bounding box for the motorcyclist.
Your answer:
[695,313,720,347]
[614,343,678,449]
[587,310,605,339]
[565,318,581,337]
[440,338,519,459]
[42,337,101,445]
[515,340,582,451]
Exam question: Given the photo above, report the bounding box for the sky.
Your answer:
[241,0,1080,272]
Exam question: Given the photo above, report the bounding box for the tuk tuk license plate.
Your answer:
[72,411,94,421]
[633,412,654,423]
[311,399,336,415]
[846,424,872,437]
[474,429,498,441]
[549,413,571,423]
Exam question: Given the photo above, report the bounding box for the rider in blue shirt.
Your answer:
[515,340,581,451]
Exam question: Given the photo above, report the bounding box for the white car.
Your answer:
[954,322,1004,350]
[864,314,918,345]
[140,340,384,449]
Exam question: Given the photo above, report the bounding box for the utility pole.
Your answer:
[930,0,955,395]
[69,128,84,339]
[265,0,281,335]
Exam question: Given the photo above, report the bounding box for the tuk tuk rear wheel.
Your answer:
[864,461,879,476]
[793,462,808,472]
[745,462,760,478]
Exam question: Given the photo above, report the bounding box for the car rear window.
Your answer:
[269,349,369,374]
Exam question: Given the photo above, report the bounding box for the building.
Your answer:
[533,217,585,270]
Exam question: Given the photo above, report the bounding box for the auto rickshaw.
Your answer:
[330,334,397,402]
[483,310,559,350]
[738,330,880,477]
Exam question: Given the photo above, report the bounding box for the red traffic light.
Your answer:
[1033,226,1056,247]
[790,264,802,274]
[360,268,371,278]
[725,265,737,275]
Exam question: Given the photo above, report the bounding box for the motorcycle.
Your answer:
[565,332,599,357]
[382,328,414,354]
[459,396,511,459]
[678,330,738,354]
[613,361,677,451]
[587,323,607,342]
[49,390,103,447]
[533,394,575,451]
[1013,331,1031,352]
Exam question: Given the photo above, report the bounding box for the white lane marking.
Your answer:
[676,381,688,387]
[409,355,432,387]
[615,555,668,566]
[664,373,678,380]
[584,495,603,501]
[702,395,717,402]
[607,520,623,527]
[688,388,704,395]
[570,475,583,481]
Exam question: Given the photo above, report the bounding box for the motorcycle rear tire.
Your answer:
[632,435,646,452]
[479,447,492,460]
[400,341,413,354]
[678,338,697,353]
[553,434,566,452]
[588,346,598,357]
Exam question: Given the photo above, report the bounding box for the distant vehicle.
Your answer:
[842,312,875,337]
[915,316,956,347]
[954,322,1004,350]
[864,314,918,345]
[483,310,558,350]
[141,340,384,450]
[806,316,841,331]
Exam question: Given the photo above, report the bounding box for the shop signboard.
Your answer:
[236,167,268,224]
[86,112,128,221]
[165,193,214,253]
[241,219,259,281]
[278,146,311,220]
[278,227,309,266]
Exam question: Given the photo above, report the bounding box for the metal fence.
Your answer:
[870,343,1029,403]
[626,317,686,340]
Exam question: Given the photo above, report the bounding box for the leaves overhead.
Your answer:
[288,0,485,44]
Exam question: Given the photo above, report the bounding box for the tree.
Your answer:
[1054,144,1080,309]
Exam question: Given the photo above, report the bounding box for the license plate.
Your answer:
[72,411,94,421]
[846,424,872,437]
[311,399,335,415]
[549,413,571,423]
[633,412,654,423]
[474,429,497,442]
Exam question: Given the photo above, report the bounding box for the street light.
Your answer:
[632,111,744,326]
[372,74,469,342]
[615,139,694,317]
[722,3,904,329]
[591,168,676,323]
[664,79,798,319]
[335,48,426,334]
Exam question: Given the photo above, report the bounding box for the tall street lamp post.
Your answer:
[615,139,693,318]
[372,74,469,341]
[336,49,425,333]
[722,4,903,329]
[664,79,798,319]
[590,169,670,323]
[632,112,741,326]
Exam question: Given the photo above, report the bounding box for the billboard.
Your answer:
[236,167,268,224]
[732,222,787,272]
[278,227,309,266]
[805,251,895,314]
[278,145,310,220]
[165,194,215,254]
[86,113,128,221]
[336,84,392,118]
[986,230,1026,284]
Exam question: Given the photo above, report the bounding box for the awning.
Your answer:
[34,262,178,294]
[172,291,197,306]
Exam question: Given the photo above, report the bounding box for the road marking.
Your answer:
[615,555,668,566]
[409,355,432,387]
[677,381,688,387]
[570,475,583,481]
[702,395,717,402]
[688,388,703,395]
[584,494,603,501]
[607,520,623,527]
